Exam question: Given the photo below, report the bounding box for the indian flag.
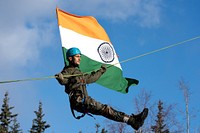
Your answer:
[56,8,139,94]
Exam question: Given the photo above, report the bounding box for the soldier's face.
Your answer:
[69,54,81,66]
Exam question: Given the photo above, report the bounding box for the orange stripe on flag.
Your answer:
[56,8,110,42]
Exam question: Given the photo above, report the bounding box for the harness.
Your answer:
[68,79,95,120]
[69,90,95,120]
[70,92,86,119]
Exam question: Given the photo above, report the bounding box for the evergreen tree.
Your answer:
[0,92,17,132]
[10,116,22,133]
[29,102,50,133]
[0,125,4,133]
[151,100,169,133]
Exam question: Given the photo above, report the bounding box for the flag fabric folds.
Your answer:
[56,8,139,94]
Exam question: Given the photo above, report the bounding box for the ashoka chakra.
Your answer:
[97,42,114,63]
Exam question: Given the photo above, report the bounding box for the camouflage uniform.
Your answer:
[55,65,129,122]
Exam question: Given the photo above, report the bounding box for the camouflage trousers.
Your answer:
[69,91,128,122]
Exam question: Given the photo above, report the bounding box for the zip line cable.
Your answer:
[0,35,200,84]
[108,35,200,67]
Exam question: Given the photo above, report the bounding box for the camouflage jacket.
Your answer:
[56,65,106,97]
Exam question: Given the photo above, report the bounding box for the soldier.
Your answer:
[55,47,148,130]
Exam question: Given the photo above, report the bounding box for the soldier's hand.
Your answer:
[100,64,107,73]
[55,73,64,80]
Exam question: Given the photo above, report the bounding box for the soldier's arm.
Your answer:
[84,65,106,84]
[55,69,69,85]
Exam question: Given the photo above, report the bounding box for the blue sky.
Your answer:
[0,0,200,132]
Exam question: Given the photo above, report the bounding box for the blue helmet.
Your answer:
[66,47,81,58]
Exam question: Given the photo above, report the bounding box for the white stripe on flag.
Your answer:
[59,26,122,69]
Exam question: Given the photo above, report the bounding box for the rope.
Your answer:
[0,76,56,84]
[108,35,200,67]
[0,35,200,84]
[0,74,80,84]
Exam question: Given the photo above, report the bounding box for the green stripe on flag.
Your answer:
[62,47,68,66]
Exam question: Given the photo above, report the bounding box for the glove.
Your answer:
[100,64,107,73]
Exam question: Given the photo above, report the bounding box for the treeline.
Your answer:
[0,90,176,133]
[0,92,50,133]
[0,80,199,132]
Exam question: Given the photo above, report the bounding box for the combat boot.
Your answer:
[127,108,148,130]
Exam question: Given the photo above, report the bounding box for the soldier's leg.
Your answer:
[84,96,129,123]
[84,96,148,130]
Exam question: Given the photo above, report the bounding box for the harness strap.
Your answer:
[70,96,95,120]
[70,107,86,119]
[70,96,86,120]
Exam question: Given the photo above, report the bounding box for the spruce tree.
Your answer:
[0,125,4,133]
[0,92,17,132]
[151,100,169,133]
[29,102,50,133]
[10,116,22,133]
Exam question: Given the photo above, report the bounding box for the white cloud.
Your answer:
[62,0,162,27]
[0,26,38,68]
[136,0,162,27]
[0,0,57,74]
